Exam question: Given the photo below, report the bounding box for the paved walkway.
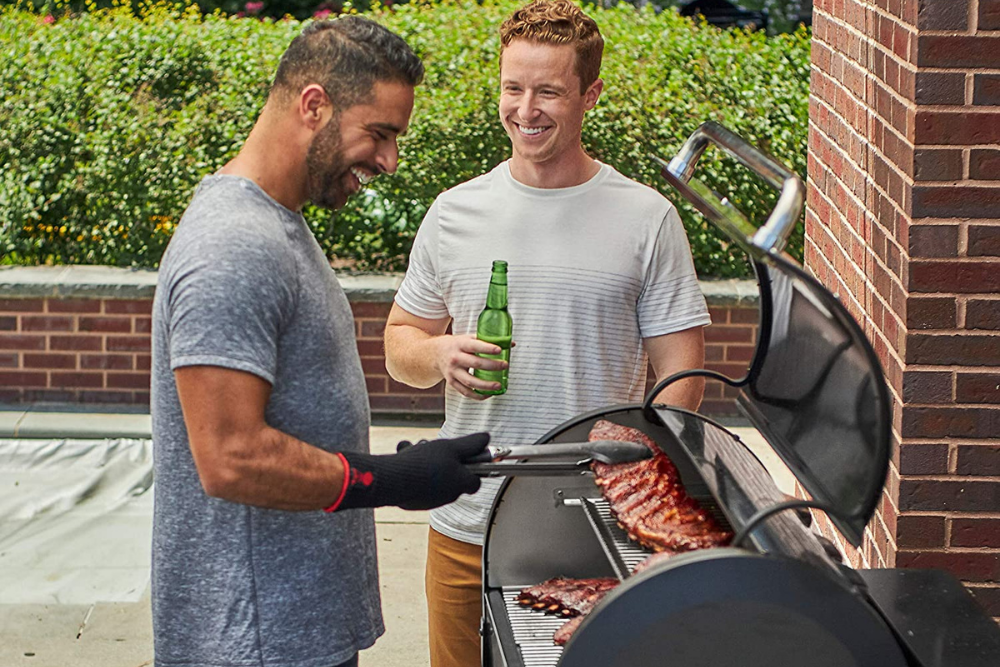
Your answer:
[0,410,783,667]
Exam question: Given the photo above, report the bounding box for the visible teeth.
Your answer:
[351,168,374,185]
[519,125,545,135]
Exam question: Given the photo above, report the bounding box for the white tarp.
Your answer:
[0,438,153,604]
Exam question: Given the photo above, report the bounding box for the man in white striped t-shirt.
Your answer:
[384,2,710,665]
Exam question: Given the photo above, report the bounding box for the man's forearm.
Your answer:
[196,425,347,510]
[644,327,707,411]
[384,323,446,388]
[652,375,705,411]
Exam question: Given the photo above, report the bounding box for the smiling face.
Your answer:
[499,39,601,185]
[305,79,415,210]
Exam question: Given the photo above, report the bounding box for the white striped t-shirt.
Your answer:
[394,161,711,545]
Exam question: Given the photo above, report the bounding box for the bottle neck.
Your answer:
[486,280,507,309]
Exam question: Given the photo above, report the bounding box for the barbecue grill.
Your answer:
[479,122,1000,667]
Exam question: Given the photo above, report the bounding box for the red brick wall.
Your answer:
[809,0,1000,617]
[0,297,152,405]
[0,296,759,418]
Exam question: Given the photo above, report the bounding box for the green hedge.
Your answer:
[0,2,810,277]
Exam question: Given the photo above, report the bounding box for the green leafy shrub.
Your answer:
[0,1,810,276]
[2,0,381,21]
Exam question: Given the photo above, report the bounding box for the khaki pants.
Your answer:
[425,527,483,667]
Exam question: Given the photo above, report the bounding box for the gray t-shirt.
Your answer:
[151,175,383,667]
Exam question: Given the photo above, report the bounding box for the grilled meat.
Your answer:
[517,421,733,647]
[553,614,587,646]
[588,420,732,552]
[632,549,680,574]
[517,577,618,616]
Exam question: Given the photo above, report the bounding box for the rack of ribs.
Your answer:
[545,551,682,646]
[517,577,619,617]
[588,419,732,552]
[518,578,619,646]
[517,422,733,647]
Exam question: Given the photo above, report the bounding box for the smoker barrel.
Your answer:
[479,123,1000,667]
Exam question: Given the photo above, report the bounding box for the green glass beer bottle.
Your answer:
[473,260,513,395]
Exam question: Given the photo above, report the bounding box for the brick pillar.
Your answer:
[808,0,1000,617]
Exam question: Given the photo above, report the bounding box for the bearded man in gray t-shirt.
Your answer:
[151,18,488,667]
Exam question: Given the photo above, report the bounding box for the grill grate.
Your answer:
[501,587,566,667]
[580,498,651,578]
[493,495,734,666]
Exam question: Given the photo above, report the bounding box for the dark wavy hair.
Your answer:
[271,16,424,108]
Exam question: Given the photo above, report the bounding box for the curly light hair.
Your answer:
[499,0,604,93]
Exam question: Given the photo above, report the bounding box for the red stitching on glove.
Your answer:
[323,453,352,513]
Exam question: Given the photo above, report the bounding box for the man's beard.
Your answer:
[305,118,347,211]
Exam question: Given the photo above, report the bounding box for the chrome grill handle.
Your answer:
[655,121,805,256]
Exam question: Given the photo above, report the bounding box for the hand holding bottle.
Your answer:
[432,334,509,400]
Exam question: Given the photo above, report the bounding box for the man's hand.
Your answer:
[332,433,490,511]
[431,334,508,400]
[384,304,509,399]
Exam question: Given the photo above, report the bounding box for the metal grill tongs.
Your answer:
[465,440,652,477]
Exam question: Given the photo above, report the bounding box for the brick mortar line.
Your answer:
[897,547,1000,553]
[910,256,1000,263]
[905,67,1000,75]
[904,329,1000,338]
[905,218,1000,224]
[875,512,897,548]
[902,474,1000,482]
[904,364,1000,371]
[949,443,960,475]
[912,106,1000,114]
[866,2,918,38]
[907,143,1000,150]
[904,439,1000,447]
[899,511,1000,519]
[910,180,1000,187]
[918,29,1000,37]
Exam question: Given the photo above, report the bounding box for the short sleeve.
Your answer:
[394,199,449,319]
[164,230,297,385]
[637,205,712,338]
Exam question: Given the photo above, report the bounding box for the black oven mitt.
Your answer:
[329,432,489,511]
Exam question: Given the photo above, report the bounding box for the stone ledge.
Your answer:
[0,266,758,306]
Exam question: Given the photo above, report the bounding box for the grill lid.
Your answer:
[655,122,890,546]
[738,255,891,546]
